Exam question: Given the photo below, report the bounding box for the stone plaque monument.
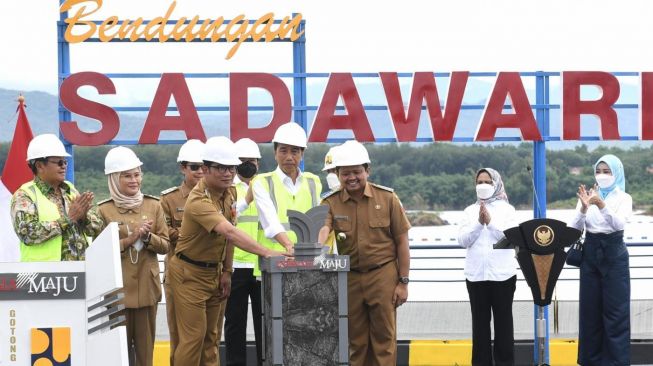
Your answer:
[259,206,350,366]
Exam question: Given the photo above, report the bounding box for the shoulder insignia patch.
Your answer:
[370,183,394,192]
[321,189,341,200]
[97,198,113,205]
[143,194,160,201]
[161,186,179,196]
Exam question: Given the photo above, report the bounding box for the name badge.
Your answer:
[176,207,184,212]
[334,215,349,221]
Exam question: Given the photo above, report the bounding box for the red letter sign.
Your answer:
[309,73,374,142]
[562,71,620,140]
[229,73,292,142]
[59,72,120,146]
[139,73,206,144]
[380,71,468,141]
[476,72,541,141]
[641,72,653,140]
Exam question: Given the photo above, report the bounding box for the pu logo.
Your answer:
[31,327,71,366]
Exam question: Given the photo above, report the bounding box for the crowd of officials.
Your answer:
[9,121,632,366]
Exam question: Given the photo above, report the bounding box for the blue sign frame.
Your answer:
[57,5,644,364]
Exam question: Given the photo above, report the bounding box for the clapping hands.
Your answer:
[68,191,94,222]
[478,202,491,225]
[577,184,605,213]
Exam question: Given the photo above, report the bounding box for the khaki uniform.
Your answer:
[97,196,170,366]
[167,178,236,366]
[160,183,191,366]
[322,183,411,366]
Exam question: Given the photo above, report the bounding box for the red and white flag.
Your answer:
[0,97,34,262]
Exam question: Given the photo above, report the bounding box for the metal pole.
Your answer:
[292,14,307,170]
[58,2,74,183]
[533,72,550,365]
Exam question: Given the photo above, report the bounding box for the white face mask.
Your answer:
[595,174,615,189]
[476,183,494,200]
[326,173,341,191]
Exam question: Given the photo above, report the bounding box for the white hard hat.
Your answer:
[26,134,71,161]
[177,139,204,163]
[104,146,143,175]
[202,136,242,165]
[272,122,307,148]
[322,145,341,171]
[235,138,261,159]
[333,140,371,167]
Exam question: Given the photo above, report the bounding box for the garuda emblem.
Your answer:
[533,225,554,246]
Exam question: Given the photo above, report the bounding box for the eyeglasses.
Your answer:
[186,164,202,171]
[207,164,237,174]
[47,159,68,167]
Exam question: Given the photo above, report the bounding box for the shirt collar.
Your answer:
[340,183,372,202]
[179,181,193,198]
[198,178,229,200]
[34,176,70,196]
[275,165,303,183]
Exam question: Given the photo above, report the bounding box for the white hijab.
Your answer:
[108,169,144,210]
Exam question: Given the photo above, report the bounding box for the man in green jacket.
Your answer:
[10,134,102,261]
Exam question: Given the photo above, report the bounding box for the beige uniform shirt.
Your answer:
[175,178,237,264]
[98,196,170,308]
[160,183,192,261]
[322,182,411,271]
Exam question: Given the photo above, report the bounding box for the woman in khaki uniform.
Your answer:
[97,146,170,366]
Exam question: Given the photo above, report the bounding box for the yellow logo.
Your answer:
[31,327,71,365]
[533,225,554,246]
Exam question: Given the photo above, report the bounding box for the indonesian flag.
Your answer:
[0,97,34,262]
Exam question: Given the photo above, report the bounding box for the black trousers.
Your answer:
[224,268,262,366]
[578,231,630,366]
[466,275,516,366]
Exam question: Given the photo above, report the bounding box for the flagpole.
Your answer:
[0,94,35,263]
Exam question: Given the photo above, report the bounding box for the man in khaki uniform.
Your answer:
[318,140,411,366]
[167,136,287,366]
[97,146,170,366]
[160,139,204,365]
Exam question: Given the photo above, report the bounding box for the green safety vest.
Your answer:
[253,171,320,276]
[233,182,259,265]
[18,181,77,262]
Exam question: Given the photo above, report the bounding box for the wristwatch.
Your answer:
[398,277,410,284]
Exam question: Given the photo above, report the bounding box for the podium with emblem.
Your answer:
[495,218,582,366]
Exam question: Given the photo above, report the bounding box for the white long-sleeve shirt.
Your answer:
[569,188,632,234]
[233,176,250,216]
[253,166,307,239]
[458,199,518,282]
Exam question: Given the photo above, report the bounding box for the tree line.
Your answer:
[1,142,652,211]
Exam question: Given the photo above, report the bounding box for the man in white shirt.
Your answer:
[251,122,322,276]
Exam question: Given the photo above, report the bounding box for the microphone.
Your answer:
[527,165,543,218]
